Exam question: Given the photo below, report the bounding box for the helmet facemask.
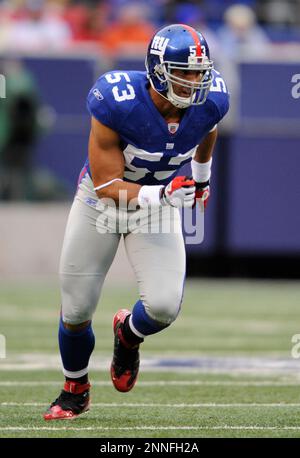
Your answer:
[151,55,214,109]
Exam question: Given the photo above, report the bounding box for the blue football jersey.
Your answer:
[80,69,229,187]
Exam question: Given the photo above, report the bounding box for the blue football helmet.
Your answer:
[145,24,214,108]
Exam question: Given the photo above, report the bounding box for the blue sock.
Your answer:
[131,300,169,336]
[58,319,95,378]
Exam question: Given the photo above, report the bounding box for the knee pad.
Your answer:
[143,286,183,326]
[60,273,101,324]
[131,287,183,337]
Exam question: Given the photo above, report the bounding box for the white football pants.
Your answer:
[59,175,186,326]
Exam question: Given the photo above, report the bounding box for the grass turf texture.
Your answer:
[1,279,300,438]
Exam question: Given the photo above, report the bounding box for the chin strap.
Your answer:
[167,85,193,109]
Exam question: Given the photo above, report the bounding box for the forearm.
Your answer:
[192,128,217,183]
[193,127,217,163]
[94,177,195,209]
[94,179,142,204]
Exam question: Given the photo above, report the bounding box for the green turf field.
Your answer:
[1,279,300,438]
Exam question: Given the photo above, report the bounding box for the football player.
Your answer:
[44,23,229,420]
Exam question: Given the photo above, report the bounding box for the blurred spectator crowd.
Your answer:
[1,0,300,201]
[0,0,300,56]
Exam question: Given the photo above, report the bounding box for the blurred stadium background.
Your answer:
[1,0,300,438]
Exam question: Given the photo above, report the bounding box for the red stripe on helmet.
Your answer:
[180,24,202,56]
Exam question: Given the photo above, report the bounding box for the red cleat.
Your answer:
[110,309,141,392]
[43,380,90,420]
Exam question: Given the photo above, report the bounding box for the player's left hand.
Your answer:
[194,180,210,209]
[161,176,195,208]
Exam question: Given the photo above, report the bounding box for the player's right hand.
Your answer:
[160,176,195,208]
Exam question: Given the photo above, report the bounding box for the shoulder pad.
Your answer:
[87,71,140,129]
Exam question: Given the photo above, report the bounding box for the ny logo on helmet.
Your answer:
[150,36,170,56]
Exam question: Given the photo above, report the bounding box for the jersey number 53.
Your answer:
[210,70,227,93]
[105,72,136,102]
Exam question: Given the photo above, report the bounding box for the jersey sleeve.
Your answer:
[86,76,116,130]
[214,91,230,122]
[208,70,230,124]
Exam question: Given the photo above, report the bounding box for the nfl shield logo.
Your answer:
[168,123,179,134]
[93,88,104,101]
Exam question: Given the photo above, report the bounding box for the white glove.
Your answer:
[160,176,195,208]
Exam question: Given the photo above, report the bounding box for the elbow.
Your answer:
[95,187,113,200]
[94,183,108,198]
[93,178,124,201]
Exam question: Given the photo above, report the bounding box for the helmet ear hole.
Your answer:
[154,64,164,76]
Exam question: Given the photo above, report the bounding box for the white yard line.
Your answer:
[1,402,300,408]
[1,425,300,432]
[0,380,299,387]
